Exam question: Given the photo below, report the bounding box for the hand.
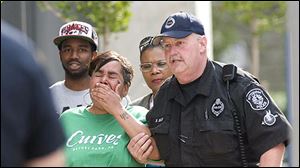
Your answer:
[127,132,153,164]
[91,83,122,114]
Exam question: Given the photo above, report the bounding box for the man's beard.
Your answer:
[62,63,89,80]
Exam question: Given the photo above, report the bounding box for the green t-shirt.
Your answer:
[59,105,148,167]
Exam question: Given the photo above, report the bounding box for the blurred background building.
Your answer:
[1,1,298,166]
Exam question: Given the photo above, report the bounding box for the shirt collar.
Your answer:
[167,59,214,102]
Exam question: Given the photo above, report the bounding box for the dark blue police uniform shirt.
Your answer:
[146,59,291,167]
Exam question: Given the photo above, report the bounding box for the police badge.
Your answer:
[211,98,224,117]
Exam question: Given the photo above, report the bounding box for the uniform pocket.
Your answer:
[150,121,170,160]
[194,120,238,155]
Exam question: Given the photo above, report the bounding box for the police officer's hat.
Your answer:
[153,11,205,46]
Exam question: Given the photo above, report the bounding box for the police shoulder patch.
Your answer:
[246,88,269,110]
[262,110,278,126]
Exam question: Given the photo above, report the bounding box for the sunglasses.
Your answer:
[139,36,154,54]
[140,60,168,72]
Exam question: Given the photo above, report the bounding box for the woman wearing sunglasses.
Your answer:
[130,36,172,167]
[131,36,172,110]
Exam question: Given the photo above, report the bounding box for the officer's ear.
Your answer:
[195,34,207,52]
[198,35,207,47]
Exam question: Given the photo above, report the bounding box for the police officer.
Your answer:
[127,11,292,167]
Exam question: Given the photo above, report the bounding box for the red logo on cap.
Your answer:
[61,23,89,36]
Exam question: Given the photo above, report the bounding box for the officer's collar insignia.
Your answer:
[246,88,269,110]
[262,110,278,126]
[211,98,224,117]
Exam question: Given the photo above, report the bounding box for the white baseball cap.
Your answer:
[53,21,99,50]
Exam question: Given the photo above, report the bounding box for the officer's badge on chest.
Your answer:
[211,98,225,117]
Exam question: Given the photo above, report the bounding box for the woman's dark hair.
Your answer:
[89,50,134,87]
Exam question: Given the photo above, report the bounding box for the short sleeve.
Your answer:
[126,105,149,125]
[242,84,292,157]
